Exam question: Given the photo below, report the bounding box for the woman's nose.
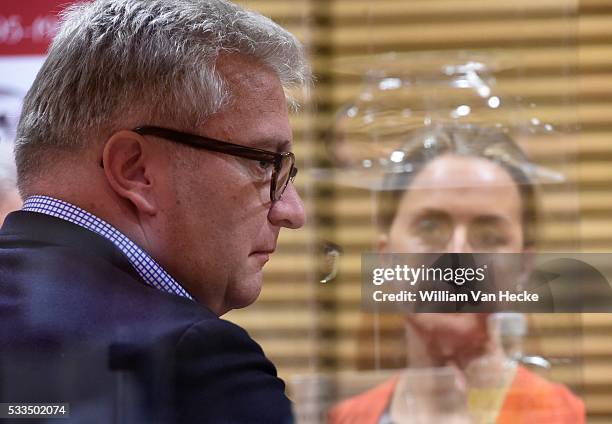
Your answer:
[448,227,472,253]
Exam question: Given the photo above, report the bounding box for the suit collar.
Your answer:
[0,210,143,283]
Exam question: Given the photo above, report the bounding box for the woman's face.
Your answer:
[381,154,526,368]
[384,154,524,254]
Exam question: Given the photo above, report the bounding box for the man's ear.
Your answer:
[378,233,389,253]
[101,130,158,215]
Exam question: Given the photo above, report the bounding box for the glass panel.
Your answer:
[289,2,589,423]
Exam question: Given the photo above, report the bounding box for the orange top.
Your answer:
[328,366,585,424]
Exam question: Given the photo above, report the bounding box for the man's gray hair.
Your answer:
[15,0,310,194]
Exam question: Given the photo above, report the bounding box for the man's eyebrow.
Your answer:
[254,139,292,152]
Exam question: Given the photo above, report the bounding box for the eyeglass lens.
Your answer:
[274,155,295,201]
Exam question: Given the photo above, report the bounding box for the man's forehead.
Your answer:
[216,53,282,94]
[196,54,291,149]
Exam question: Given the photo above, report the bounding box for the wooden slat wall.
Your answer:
[227,1,612,421]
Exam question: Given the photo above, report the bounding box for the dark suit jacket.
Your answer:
[0,211,293,423]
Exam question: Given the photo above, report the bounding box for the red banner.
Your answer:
[0,0,75,56]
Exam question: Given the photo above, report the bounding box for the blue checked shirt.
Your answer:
[22,195,193,301]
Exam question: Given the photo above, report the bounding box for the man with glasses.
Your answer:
[0,0,309,422]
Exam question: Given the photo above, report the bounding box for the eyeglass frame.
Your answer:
[131,125,298,202]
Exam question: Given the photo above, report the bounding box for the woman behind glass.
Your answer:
[329,123,584,424]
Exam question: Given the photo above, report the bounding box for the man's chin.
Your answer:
[224,273,264,313]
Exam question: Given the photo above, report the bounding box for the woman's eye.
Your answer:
[417,219,438,233]
[412,215,452,246]
[472,227,508,248]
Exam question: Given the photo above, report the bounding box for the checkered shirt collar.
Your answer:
[22,195,193,301]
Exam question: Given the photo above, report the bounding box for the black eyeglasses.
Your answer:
[132,126,297,202]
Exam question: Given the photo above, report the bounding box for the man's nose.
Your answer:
[448,227,472,253]
[268,183,305,229]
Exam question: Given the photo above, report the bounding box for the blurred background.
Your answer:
[2,0,612,422]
